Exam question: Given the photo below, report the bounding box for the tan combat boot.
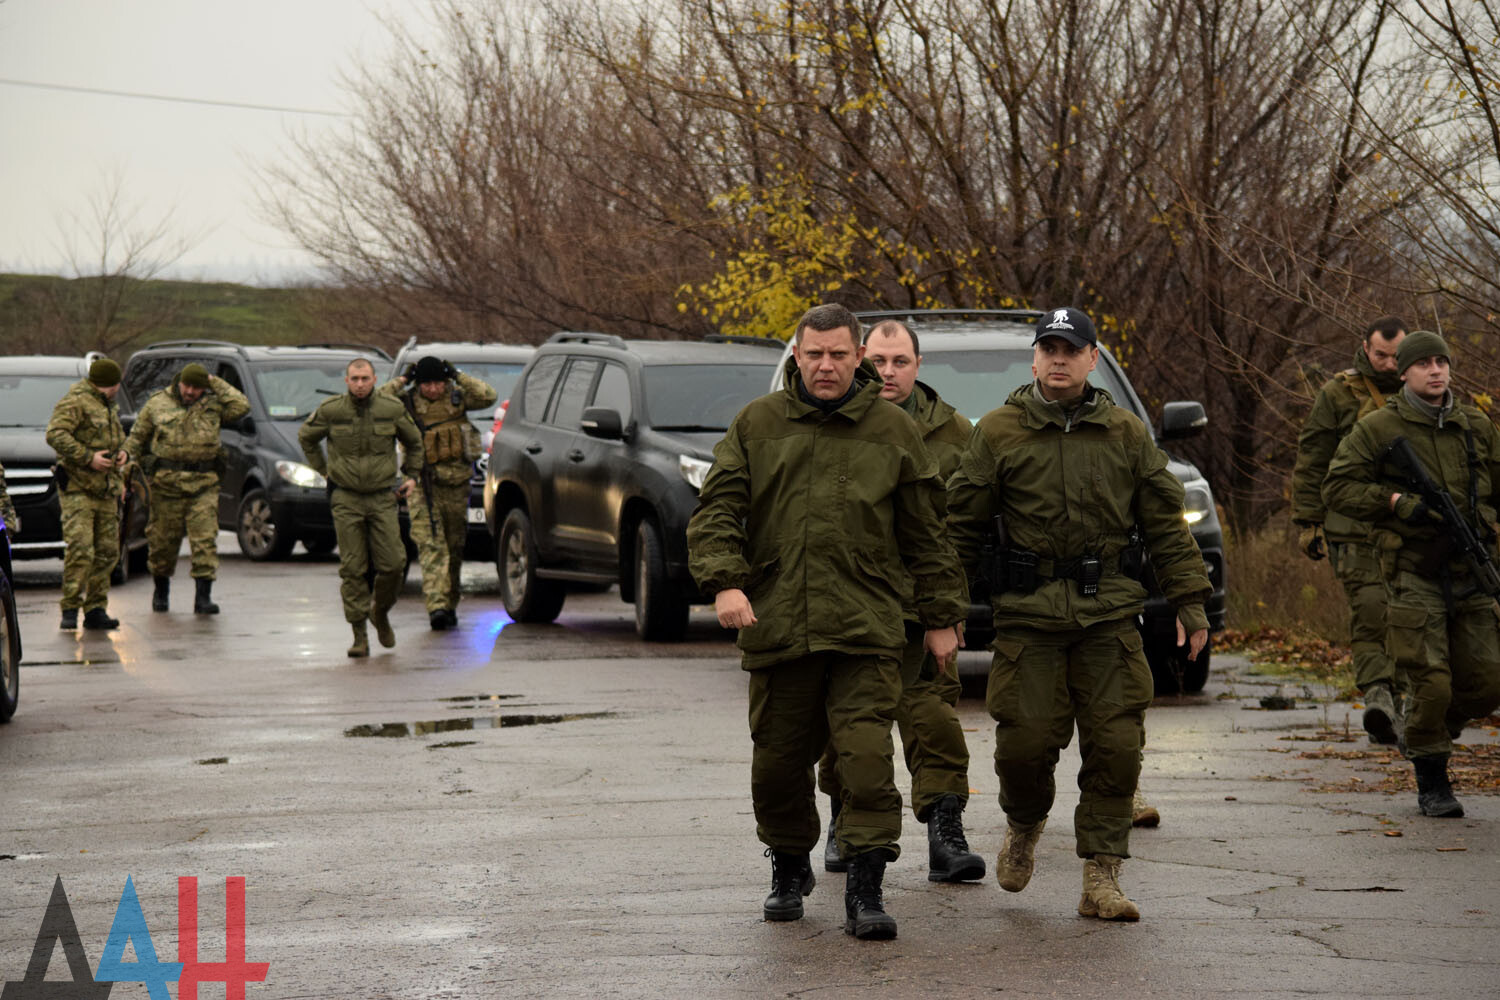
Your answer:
[348,621,370,658]
[1079,854,1140,921]
[995,818,1046,892]
[370,605,396,648]
[1131,787,1161,828]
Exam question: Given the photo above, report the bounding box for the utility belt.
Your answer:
[153,456,218,473]
[987,549,1127,597]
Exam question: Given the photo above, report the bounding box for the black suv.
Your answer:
[484,333,783,639]
[120,341,391,560]
[389,339,534,559]
[774,310,1227,693]
[0,354,150,581]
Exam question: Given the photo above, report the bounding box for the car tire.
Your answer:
[0,571,19,722]
[634,519,689,641]
[1146,632,1211,695]
[237,487,295,561]
[497,508,565,623]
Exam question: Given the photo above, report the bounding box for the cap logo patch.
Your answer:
[1046,309,1074,331]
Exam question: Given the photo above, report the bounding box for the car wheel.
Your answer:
[634,519,689,641]
[1146,632,1211,695]
[237,487,295,561]
[0,571,19,722]
[497,508,565,623]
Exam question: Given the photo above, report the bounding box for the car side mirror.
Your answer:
[580,407,624,441]
[1159,401,1207,441]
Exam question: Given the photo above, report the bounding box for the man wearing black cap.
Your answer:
[46,357,130,630]
[1324,331,1500,818]
[947,306,1211,921]
[380,356,497,629]
[126,363,250,614]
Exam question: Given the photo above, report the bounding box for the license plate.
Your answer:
[467,507,487,525]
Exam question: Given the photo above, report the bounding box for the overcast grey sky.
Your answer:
[0,0,428,285]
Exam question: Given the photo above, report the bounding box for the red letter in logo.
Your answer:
[176,877,270,1000]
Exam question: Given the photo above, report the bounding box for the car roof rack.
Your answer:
[295,343,394,360]
[136,339,249,355]
[702,334,786,349]
[856,308,1045,324]
[546,331,629,349]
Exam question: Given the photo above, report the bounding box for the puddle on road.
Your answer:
[437,694,524,704]
[344,711,616,738]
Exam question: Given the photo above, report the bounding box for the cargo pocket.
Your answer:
[986,638,1026,723]
[1385,604,1433,667]
[1117,627,1154,711]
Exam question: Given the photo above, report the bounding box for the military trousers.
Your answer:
[987,619,1152,859]
[817,623,970,822]
[146,482,218,580]
[748,651,903,860]
[59,490,118,613]
[330,487,405,624]
[408,479,468,613]
[1329,541,1401,694]
[1384,570,1500,759]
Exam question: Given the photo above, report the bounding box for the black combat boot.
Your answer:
[926,794,985,883]
[824,797,846,873]
[193,578,219,615]
[82,608,119,630]
[1413,755,1464,817]
[843,850,897,940]
[152,576,170,612]
[429,609,451,631]
[762,848,814,921]
[59,608,78,630]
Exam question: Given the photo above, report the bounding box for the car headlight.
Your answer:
[276,460,327,489]
[679,455,713,491]
[1182,479,1213,525]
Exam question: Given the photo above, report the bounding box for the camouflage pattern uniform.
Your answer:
[0,462,17,537]
[378,371,497,615]
[45,380,127,614]
[125,372,250,580]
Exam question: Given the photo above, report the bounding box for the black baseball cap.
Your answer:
[1032,307,1097,349]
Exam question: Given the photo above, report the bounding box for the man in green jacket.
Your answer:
[1323,331,1500,818]
[688,303,969,941]
[1292,316,1408,742]
[814,318,983,884]
[126,363,250,615]
[379,356,498,630]
[300,358,424,657]
[46,357,129,631]
[947,307,1210,922]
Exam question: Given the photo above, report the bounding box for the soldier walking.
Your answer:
[947,307,1210,922]
[299,358,423,657]
[815,319,983,884]
[46,357,130,631]
[1323,331,1500,817]
[688,303,968,941]
[379,356,497,630]
[125,363,249,614]
[1292,316,1408,742]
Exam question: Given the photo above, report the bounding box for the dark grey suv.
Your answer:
[483,333,783,639]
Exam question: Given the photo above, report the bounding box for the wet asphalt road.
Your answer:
[2,538,1499,999]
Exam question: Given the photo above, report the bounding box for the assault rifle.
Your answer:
[1380,435,1500,598]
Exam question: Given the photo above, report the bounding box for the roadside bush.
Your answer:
[1224,522,1348,640]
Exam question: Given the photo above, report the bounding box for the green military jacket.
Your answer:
[1291,346,1404,542]
[903,380,971,482]
[0,462,17,535]
[687,358,970,670]
[947,381,1211,632]
[45,380,127,499]
[1323,389,1500,574]
[299,391,424,494]
[377,373,498,487]
[125,371,250,496]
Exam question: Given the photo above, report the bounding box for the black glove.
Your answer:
[401,362,418,382]
[1394,493,1443,525]
[443,361,458,381]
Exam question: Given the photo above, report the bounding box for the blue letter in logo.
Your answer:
[94,877,182,1000]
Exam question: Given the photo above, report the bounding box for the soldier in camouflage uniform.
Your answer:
[300,358,424,657]
[45,358,129,631]
[0,462,18,537]
[1323,331,1500,818]
[1292,316,1407,743]
[379,356,497,630]
[125,363,250,615]
[814,319,984,884]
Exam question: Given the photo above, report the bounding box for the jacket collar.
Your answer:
[1009,380,1113,431]
[780,356,884,423]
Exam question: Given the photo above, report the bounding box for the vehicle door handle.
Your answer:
[567,449,585,463]
[525,442,543,455]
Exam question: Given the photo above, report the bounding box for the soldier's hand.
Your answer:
[1298,523,1326,561]
[396,478,416,499]
[1176,617,1209,660]
[1393,493,1443,525]
[89,450,113,471]
[114,450,128,467]
[925,626,962,672]
[715,589,756,630]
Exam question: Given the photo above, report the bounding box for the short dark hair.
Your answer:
[1365,315,1406,342]
[864,319,920,357]
[793,303,861,347]
[346,358,376,375]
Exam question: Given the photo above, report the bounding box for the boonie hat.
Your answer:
[413,355,448,383]
[88,357,121,387]
[179,363,210,388]
[1033,307,1097,349]
[1397,330,1450,374]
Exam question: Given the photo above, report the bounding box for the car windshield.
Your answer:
[916,348,1134,424]
[452,362,526,428]
[644,363,779,431]
[0,374,79,425]
[252,361,359,420]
